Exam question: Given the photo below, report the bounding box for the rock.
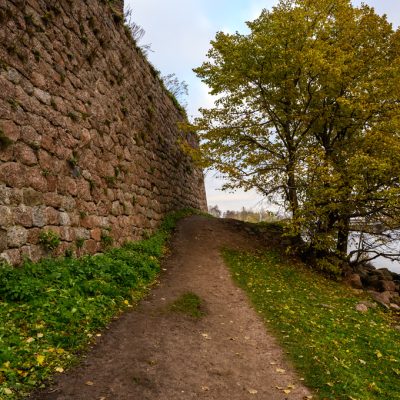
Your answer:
[32,207,47,227]
[369,291,391,308]
[346,274,363,289]
[376,268,394,280]
[359,300,377,309]
[7,226,28,248]
[376,280,396,292]
[0,229,8,252]
[390,303,400,311]
[355,303,368,313]
[0,206,13,226]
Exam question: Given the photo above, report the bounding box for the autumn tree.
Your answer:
[193,0,400,266]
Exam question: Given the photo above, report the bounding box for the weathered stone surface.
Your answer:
[355,303,368,313]
[0,206,13,227]
[32,207,47,227]
[0,0,207,265]
[346,274,363,290]
[14,143,38,166]
[7,226,28,248]
[23,188,43,206]
[377,280,396,293]
[369,291,391,308]
[13,205,32,227]
[0,229,7,252]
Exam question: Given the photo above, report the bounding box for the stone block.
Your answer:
[90,227,102,241]
[7,226,28,248]
[32,206,47,227]
[0,206,13,227]
[13,205,32,227]
[14,142,38,166]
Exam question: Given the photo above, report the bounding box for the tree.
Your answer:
[208,205,222,218]
[193,0,400,267]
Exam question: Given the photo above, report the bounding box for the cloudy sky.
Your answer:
[125,0,400,213]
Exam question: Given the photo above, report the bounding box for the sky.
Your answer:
[125,0,400,214]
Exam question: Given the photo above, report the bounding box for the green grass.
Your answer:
[0,209,197,399]
[223,249,400,400]
[169,292,205,318]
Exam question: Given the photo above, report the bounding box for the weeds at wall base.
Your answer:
[0,209,198,399]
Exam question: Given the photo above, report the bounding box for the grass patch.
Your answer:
[0,209,198,399]
[223,249,400,400]
[169,292,205,319]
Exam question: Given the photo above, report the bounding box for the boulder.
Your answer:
[376,280,396,293]
[369,291,391,308]
[355,303,368,313]
[346,274,363,289]
[376,268,394,281]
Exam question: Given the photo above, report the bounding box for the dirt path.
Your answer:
[32,216,312,400]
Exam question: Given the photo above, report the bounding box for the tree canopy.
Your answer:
[193,0,400,268]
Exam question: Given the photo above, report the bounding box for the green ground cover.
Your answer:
[0,209,194,399]
[224,249,400,400]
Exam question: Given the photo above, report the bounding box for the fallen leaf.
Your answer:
[248,388,258,394]
[201,386,209,391]
[4,388,12,395]
[26,337,35,343]
[276,368,286,373]
[375,350,383,358]
[55,367,64,373]
[37,333,44,338]
[85,381,94,386]
[284,389,292,394]
[201,333,211,339]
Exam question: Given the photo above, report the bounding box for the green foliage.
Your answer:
[39,230,60,251]
[0,128,13,149]
[67,111,79,122]
[100,232,113,249]
[194,0,400,262]
[225,249,400,399]
[75,237,85,249]
[0,209,198,398]
[169,292,205,318]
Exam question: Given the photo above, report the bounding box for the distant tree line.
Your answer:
[208,206,278,223]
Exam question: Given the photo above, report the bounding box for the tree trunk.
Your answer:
[337,217,350,256]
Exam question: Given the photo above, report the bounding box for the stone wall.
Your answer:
[0,0,207,264]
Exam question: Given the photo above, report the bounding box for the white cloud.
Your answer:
[125,0,399,213]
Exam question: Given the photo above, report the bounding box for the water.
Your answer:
[349,231,400,274]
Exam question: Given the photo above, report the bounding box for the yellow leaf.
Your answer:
[4,388,12,395]
[276,368,286,373]
[36,355,45,365]
[55,367,64,373]
[85,381,94,386]
[375,350,383,358]
[248,388,258,394]
[284,389,292,394]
